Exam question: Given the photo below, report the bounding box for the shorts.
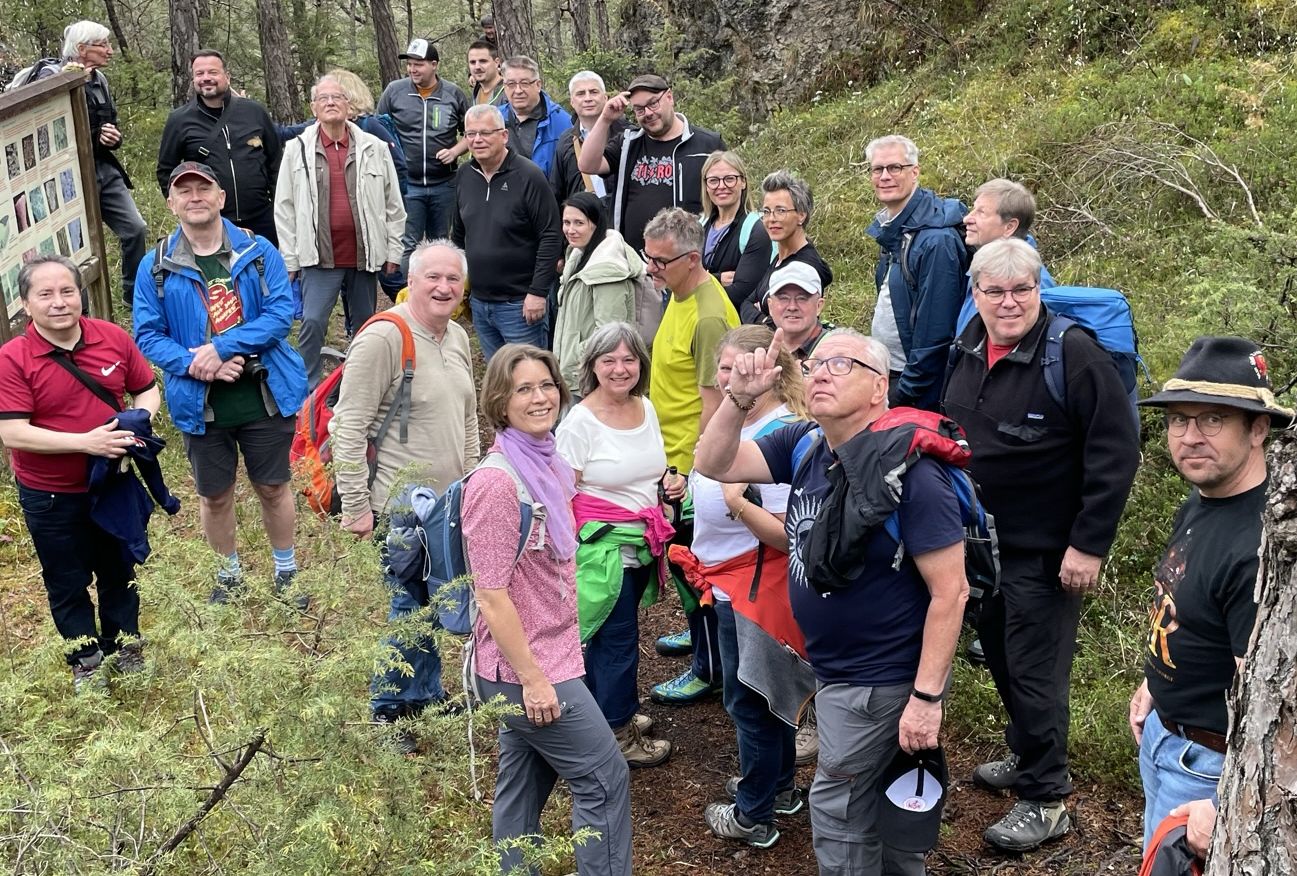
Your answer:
[182,414,295,497]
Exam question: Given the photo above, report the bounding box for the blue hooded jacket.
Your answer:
[867,187,968,410]
[501,91,573,179]
[132,220,308,435]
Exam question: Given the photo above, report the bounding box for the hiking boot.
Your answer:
[655,628,692,657]
[374,712,418,756]
[274,570,309,611]
[704,802,780,849]
[210,574,244,604]
[71,650,107,695]
[632,712,654,735]
[615,720,671,768]
[966,637,987,666]
[112,640,145,676]
[795,703,818,765]
[650,668,720,705]
[724,776,804,816]
[972,753,1021,791]
[983,799,1071,852]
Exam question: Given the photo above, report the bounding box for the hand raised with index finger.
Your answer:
[727,327,785,402]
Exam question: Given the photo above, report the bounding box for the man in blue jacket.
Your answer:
[498,55,572,179]
[865,134,969,411]
[134,162,309,607]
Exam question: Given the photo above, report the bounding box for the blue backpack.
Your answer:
[790,421,1000,618]
[385,453,537,635]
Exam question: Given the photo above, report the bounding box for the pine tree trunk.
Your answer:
[492,0,537,61]
[102,0,131,57]
[370,0,401,88]
[592,0,610,46]
[570,0,591,52]
[256,0,300,121]
[169,0,201,107]
[1204,428,1297,875]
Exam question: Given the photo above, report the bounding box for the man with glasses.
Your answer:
[1129,337,1291,858]
[762,260,835,364]
[694,327,967,872]
[498,56,572,178]
[641,207,739,707]
[376,39,470,271]
[577,74,725,254]
[941,238,1139,852]
[864,134,968,411]
[274,74,405,386]
[451,105,561,361]
[550,70,626,201]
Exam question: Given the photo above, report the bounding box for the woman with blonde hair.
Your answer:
[699,150,773,312]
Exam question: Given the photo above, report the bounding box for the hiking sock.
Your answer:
[219,552,242,583]
[272,547,298,575]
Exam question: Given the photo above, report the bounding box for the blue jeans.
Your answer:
[689,601,722,683]
[584,566,649,729]
[18,484,139,664]
[400,177,457,274]
[470,297,548,363]
[715,601,796,825]
[370,540,445,719]
[298,267,376,386]
[1139,711,1224,850]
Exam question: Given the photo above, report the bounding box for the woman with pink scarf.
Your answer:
[465,344,631,876]
[556,322,686,768]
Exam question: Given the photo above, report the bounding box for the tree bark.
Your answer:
[101,0,131,56]
[168,0,201,107]
[592,0,610,46]
[492,0,537,61]
[1204,428,1297,876]
[570,0,592,51]
[255,0,300,122]
[370,0,402,88]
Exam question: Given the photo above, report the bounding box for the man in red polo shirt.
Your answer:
[0,255,161,692]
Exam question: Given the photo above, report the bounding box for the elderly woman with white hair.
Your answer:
[31,22,147,303]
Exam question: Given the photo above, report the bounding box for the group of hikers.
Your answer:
[1,18,1289,876]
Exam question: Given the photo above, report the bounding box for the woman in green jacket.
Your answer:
[552,192,648,392]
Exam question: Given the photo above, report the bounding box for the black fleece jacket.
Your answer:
[451,149,562,301]
[940,309,1139,556]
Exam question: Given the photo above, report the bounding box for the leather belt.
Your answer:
[1158,711,1227,754]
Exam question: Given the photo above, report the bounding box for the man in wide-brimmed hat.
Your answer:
[1128,335,1293,860]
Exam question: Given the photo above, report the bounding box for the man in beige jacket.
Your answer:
[274,72,405,386]
[330,239,479,742]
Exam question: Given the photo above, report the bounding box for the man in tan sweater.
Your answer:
[330,238,480,739]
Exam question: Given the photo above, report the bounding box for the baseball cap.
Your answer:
[400,38,438,61]
[168,161,221,189]
[627,74,670,95]
[876,746,948,853]
[764,261,824,301]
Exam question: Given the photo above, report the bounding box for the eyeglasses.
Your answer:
[503,78,539,91]
[513,380,560,398]
[770,291,817,306]
[312,93,348,105]
[464,128,505,140]
[974,282,1038,304]
[759,206,798,219]
[641,249,694,270]
[1165,411,1237,437]
[705,174,743,189]
[801,356,883,377]
[869,163,915,177]
[630,93,667,116]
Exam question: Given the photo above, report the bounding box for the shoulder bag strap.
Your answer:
[47,349,122,412]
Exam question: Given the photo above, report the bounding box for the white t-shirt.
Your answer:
[690,404,794,600]
[556,397,667,513]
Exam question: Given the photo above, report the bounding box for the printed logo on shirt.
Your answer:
[630,155,675,187]
[500,181,509,191]
[1148,531,1189,671]
[205,277,244,335]
[100,361,121,376]
[786,487,823,591]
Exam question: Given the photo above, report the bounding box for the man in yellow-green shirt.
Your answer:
[643,206,740,705]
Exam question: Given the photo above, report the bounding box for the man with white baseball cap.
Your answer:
[762,260,835,363]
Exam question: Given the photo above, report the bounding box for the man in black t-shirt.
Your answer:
[1129,336,1293,857]
[576,74,726,254]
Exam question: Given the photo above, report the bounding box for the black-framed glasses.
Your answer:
[631,93,667,116]
[640,249,694,270]
[802,356,883,377]
[705,174,743,188]
[1165,411,1236,437]
[974,282,1038,304]
[869,163,915,177]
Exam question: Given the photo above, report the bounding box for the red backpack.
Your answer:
[291,311,415,517]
